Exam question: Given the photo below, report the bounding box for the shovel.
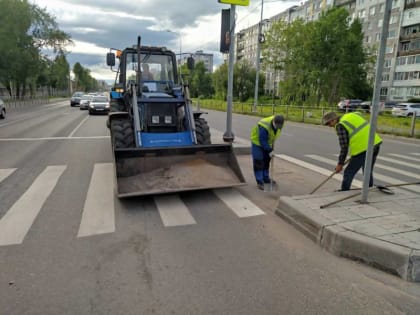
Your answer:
[264,154,278,192]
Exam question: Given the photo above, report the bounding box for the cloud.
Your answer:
[31,0,299,82]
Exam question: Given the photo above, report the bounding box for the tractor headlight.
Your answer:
[152,116,159,124]
[164,116,172,124]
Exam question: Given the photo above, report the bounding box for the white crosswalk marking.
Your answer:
[388,153,420,163]
[78,163,115,237]
[0,165,66,246]
[154,195,196,227]
[377,156,420,170]
[306,155,420,193]
[0,168,16,183]
[278,154,363,188]
[214,188,265,218]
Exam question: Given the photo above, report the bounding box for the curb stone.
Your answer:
[275,195,420,282]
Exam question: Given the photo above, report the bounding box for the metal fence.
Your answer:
[195,99,420,138]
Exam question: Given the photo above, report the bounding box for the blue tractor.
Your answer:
[106,36,245,198]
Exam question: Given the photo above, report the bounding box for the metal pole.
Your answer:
[223,5,236,142]
[361,0,392,203]
[252,0,264,113]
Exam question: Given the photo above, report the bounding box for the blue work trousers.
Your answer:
[342,145,381,191]
[252,144,271,184]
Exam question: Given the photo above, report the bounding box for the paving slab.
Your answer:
[276,188,420,282]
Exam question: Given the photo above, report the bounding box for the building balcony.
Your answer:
[400,32,420,41]
[398,48,420,56]
[405,1,420,10]
[334,0,355,7]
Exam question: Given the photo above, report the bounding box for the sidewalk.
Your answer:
[224,137,420,282]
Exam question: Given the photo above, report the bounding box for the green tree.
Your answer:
[190,61,213,98]
[263,7,371,105]
[212,63,228,100]
[0,0,71,97]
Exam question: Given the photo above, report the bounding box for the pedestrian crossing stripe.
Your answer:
[0,168,16,183]
[0,152,418,245]
[77,163,115,237]
[387,153,420,163]
[0,165,66,246]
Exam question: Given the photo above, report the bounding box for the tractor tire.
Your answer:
[0,108,5,119]
[195,117,211,145]
[110,118,135,149]
[110,99,127,112]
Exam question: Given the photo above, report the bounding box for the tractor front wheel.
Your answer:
[195,118,211,145]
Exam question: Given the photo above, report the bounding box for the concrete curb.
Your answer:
[275,196,420,282]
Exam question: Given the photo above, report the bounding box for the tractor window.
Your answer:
[125,52,176,85]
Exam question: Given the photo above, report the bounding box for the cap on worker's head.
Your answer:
[273,115,284,129]
[322,112,339,125]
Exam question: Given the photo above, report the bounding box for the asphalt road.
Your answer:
[0,101,419,315]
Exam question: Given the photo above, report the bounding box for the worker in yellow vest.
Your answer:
[323,111,382,191]
[250,115,284,190]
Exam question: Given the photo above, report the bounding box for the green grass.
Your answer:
[194,99,420,139]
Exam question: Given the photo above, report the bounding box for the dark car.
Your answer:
[0,98,5,119]
[337,99,362,112]
[88,96,110,115]
[70,91,84,106]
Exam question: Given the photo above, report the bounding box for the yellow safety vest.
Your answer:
[250,116,281,147]
[337,113,382,156]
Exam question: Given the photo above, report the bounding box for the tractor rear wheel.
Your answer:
[195,118,211,144]
[110,118,135,149]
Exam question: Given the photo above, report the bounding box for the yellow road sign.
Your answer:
[218,0,250,6]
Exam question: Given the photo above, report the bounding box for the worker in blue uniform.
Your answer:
[250,115,284,190]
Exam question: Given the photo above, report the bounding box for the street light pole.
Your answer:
[253,0,264,113]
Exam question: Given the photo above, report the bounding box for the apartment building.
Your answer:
[180,51,214,73]
[235,0,420,101]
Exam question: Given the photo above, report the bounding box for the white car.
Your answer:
[79,95,93,110]
[391,103,420,117]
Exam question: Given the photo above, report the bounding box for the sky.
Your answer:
[30,0,300,82]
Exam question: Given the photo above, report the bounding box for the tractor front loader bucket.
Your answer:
[113,144,246,198]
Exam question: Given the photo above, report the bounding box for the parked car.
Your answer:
[359,101,371,112]
[88,96,110,115]
[0,98,5,119]
[337,99,362,112]
[380,101,398,110]
[70,91,84,106]
[79,95,93,110]
[391,103,420,117]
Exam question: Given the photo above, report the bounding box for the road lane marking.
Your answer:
[0,168,16,183]
[154,195,196,227]
[0,165,66,246]
[0,136,109,141]
[214,188,265,218]
[387,153,420,163]
[68,116,89,137]
[78,163,115,237]
[377,156,420,170]
[306,155,420,193]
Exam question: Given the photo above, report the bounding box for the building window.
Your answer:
[384,59,392,67]
[376,33,381,41]
[380,87,388,96]
[397,56,406,65]
[389,15,398,24]
[379,3,384,12]
[366,35,371,43]
[378,19,383,27]
[388,30,397,38]
[392,0,399,8]
[369,6,376,16]
[382,73,390,81]
[402,42,409,51]
[359,9,366,18]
